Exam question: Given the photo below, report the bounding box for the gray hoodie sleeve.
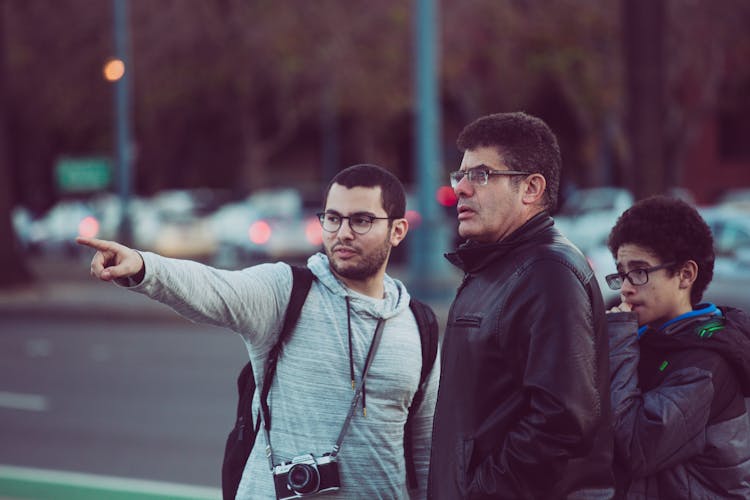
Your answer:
[127,252,292,348]
[608,312,713,478]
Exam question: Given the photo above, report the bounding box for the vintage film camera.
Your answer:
[272,452,340,499]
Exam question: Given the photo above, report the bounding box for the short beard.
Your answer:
[326,237,392,281]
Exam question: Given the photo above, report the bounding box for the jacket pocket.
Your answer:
[452,315,483,328]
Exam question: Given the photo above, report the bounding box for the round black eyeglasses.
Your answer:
[605,262,676,290]
[317,212,395,235]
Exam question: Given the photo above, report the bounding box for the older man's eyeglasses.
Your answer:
[605,262,675,290]
[317,211,394,235]
[449,165,529,188]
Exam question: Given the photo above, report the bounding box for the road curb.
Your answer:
[0,465,221,500]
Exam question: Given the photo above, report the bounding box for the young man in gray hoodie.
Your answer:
[77,164,439,500]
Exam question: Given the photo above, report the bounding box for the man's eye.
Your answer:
[352,216,372,225]
[326,214,341,223]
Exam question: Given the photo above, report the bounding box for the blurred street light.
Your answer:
[112,0,134,245]
[102,58,125,82]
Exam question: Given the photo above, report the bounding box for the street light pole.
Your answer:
[113,0,133,245]
[409,0,453,301]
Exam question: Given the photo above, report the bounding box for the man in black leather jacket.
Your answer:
[428,112,615,499]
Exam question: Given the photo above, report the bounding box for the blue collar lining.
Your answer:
[637,303,721,338]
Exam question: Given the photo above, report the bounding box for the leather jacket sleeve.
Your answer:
[467,259,607,498]
[608,312,713,478]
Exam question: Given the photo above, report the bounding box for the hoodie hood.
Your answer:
[306,252,411,321]
[642,304,750,396]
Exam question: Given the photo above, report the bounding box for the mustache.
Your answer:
[332,242,360,253]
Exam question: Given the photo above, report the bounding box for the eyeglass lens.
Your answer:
[605,264,673,290]
[450,169,488,187]
[319,213,375,234]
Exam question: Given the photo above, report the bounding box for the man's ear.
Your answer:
[521,173,546,206]
[678,260,698,289]
[389,218,409,247]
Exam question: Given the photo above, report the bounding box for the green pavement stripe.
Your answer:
[0,465,220,500]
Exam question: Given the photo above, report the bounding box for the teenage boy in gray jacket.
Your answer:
[78,164,439,500]
[605,195,750,499]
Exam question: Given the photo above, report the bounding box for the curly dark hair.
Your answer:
[607,195,715,305]
[324,163,406,218]
[456,112,561,212]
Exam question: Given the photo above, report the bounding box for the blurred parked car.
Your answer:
[700,206,750,277]
[210,188,323,267]
[24,199,102,256]
[554,187,634,253]
[147,189,230,260]
[582,244,620,308]
[699,205,750,311]
[11,205,34,250]
[716,188,750,211]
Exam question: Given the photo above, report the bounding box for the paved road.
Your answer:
[0,315,247,489]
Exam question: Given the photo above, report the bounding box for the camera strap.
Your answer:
[260,317,386,470]
[331,317,385,459]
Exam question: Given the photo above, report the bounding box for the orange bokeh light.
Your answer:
[103,58,126,82]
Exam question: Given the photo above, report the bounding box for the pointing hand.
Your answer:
[76,236,144,283]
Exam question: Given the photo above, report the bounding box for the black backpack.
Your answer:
[221,265,439,500]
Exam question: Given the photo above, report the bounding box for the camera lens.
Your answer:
[288,463,319,494]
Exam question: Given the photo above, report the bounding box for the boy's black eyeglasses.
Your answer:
[605,262,675,290]
[317,212,394,235]
[449,165,529,188]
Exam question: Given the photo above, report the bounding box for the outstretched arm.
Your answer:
[76,236,145,284]
[76,236,292,344]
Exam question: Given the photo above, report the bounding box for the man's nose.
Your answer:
[336,219,356,239]
[620,278,636,295]
[453,175,474,197]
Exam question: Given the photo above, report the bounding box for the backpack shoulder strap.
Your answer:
[221,264,314,500]
[404,297,439,491]
[259,265,314,417]
[281,265,315,343]
[409,297,439,387]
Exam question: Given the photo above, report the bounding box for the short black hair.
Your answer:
[456,111,561,212]
[324,163,406,218]
[607,195,715,305]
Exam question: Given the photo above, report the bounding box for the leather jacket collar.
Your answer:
[445,211,554,274]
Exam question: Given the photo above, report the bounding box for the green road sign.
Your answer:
[55,157,113,193]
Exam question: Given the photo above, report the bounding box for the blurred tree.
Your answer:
[2,0,749,218]
[0,0,33,287]
[5,0,112,211]
[440,0,622,190]
[622,0,665,199]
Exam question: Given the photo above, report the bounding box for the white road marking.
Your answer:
[0,391,48,411]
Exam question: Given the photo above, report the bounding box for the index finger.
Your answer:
[76,236,118,252]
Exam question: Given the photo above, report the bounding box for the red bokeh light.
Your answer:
[305,218,323,245]
[405,209,422,228]
[248,220,272,244]
[78,216,100,238]
[436,185,458,207]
